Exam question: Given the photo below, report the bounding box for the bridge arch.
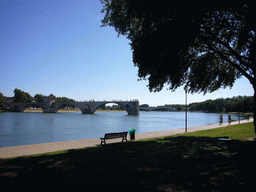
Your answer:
[55,102,81,112]
[6,100,139,115]
[18,103,43,112]
[91,101,136,115]
[100,102,126,111]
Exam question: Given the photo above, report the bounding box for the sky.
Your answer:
[0,0,254,107]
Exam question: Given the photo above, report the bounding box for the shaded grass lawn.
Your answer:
[1,123,256,191]
[176,121,256,141]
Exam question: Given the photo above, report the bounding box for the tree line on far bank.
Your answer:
[0,89,125,111]
[189,96,254,113]
[0,89,254,113]
[140,95,254,113]
[14,89,75,103]
[0,89,75,109]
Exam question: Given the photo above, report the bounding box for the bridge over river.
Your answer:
[6,95,139,115]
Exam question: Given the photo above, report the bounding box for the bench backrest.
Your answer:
[104,132,128,139]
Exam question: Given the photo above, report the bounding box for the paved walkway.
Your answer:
[0,119,253,158]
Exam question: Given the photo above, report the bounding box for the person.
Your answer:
[219,113,223,125]
[228,113,231,125]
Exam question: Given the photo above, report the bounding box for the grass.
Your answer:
[178,122,255,141]
[1,123,256,191]
[24,108,43,112]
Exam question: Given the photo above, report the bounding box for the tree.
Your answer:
[176,106,182,111]
[34,94,45,102]
[140,104,149,108]
[189,96,254,112]
[14,89,33,103]
[55,97,75,103]
[0,92,6,109]
[101,0,256,133]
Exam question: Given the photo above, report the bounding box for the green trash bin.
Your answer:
[129,129,136,140]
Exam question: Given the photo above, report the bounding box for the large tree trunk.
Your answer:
[254,90,256,134]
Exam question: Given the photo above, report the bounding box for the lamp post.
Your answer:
[238,104,240,124]
[185,89,187,133]
[237,100,240,124]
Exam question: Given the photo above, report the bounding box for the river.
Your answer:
[0,111,245,147]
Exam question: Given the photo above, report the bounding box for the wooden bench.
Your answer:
[100,131,128,145]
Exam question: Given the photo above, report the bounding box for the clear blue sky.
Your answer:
[0,0,254,107]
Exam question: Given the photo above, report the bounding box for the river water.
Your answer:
[0,111,245,147]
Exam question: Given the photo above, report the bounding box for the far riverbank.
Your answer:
[23,109,126,112]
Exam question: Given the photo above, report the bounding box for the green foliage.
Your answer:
[55,97,75,103]
[168,104,185,110]
[176,106,182,111]
[153,107,170,111]
[189,95,254,112]
[14,89,33,103]
[101,0,255,94]
[34,94,45,102]
[0,92,6,109]
[12,90,76,104]
[139,104,149,107]
[54,97,76,109]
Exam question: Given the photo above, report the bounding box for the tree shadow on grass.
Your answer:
[0,136,256,191]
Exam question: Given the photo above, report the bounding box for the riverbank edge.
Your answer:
[23,109,126,112]
[0,118,253,159]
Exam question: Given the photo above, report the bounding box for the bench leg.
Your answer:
[100,139,106,145]
[122,137,128,142]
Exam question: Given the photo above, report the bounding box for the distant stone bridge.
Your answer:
[6,95,139,115]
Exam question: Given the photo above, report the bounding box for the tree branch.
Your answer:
[207,43,254,83]
[207,29,251,65]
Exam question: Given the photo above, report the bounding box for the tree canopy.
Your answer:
[14,89,34,103]
[101,0,256,132]
[34,94,45,102]
[55,97,75,103]
[0,92,6,109]
[101,0,255,92]
[189,96,254,113]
